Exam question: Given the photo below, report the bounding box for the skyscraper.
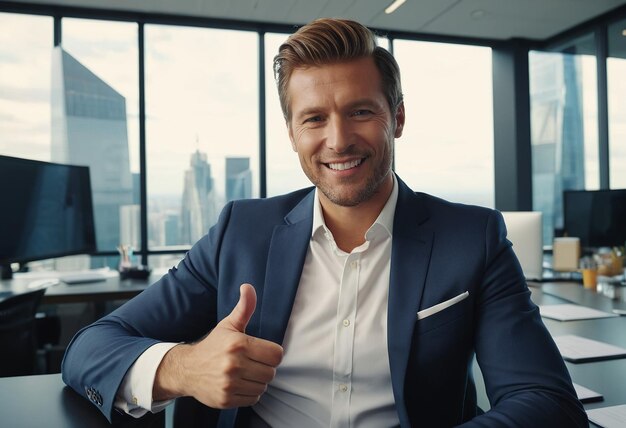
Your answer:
[164,214,180,246]
[225,157,252,202]
[530,52,586,244]
[180,150,217,244]
[119,205,140,249]
[51,46,133,259]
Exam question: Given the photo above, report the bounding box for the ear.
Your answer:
[287,121,297,152]
[394,102,405,138]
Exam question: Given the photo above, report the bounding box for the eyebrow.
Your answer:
[345,98,383,110]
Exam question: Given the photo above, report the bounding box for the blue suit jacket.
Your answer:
[62,177,587,427]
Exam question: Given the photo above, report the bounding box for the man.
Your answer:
[63,18,587,427]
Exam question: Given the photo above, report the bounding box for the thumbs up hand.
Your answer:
[219,282,258,333]
[153,284,284,408]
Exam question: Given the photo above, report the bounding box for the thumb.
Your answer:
[221,283,257,333]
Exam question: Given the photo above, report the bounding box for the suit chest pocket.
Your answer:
[415,296,472,336]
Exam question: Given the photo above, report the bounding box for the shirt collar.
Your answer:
[311,174,398,240]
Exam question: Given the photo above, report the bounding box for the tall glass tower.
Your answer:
[530,52,586,244]
[51,46,133,258]
[180,150,217,245]
[225,157,252,202]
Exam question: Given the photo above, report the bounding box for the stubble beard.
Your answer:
[308,153,393,207]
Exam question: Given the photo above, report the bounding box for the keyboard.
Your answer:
[59,272,109,284]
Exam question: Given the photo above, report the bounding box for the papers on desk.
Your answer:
[554,335,626,363]
[540,304,618,321]
[573,383,603,403]
[587,405,626,428]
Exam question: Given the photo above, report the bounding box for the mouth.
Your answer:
[324,158,365,171]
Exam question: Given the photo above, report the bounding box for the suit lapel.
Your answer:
[257,191,314,344]
[388,178,433,426]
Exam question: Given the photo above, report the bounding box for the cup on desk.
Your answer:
[581,268,598,290]
[580,256,598,290]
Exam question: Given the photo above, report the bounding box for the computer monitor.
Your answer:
[501,211,544,281]
[0,155,97,279]
[563,189,626,249]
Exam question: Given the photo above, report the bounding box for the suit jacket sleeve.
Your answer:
[459,210,587,427]
[61,202,235,422]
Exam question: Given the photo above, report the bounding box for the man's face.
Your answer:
[287,56,405,208]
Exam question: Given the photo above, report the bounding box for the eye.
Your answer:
[352,109,373,117]
[303,115,322,124]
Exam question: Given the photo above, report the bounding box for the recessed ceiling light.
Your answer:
[385,0,406,15]
[622,29,626,36]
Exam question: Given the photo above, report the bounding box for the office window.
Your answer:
[59,19,140,267]
[608,18,626,188]
[265,33,311,196]
[145,25,259,252]
[0,13,52,160]
[393,40,494,208]
[529,34,599,244]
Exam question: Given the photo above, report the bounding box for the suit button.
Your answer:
[94,391,103,406]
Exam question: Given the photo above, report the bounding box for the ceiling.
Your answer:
[7,0,626,42]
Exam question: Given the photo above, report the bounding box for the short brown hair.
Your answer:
[273,18,403,120]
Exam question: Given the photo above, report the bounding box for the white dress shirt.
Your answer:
[251,177,399,427]
[116,176,400,428]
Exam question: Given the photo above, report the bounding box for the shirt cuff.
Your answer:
[114,342,178,418]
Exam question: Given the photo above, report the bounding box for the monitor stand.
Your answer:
[1,264,13,280]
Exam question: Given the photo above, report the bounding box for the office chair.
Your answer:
[0,288,46,377]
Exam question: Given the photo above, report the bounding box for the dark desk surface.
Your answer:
[0,374,164,428]
[533,283,626,416]
[2,281,624,426]
[472,282,626,425]
[0,270,167,304]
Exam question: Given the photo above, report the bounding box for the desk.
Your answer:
[0,373,164,428]
[2,281,624,426]
[0,271,165,360]
[0,271,166,304]
[536,283,626,414]
[475,282,626,425]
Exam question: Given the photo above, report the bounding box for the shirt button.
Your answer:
[343,319,350,327]
[132,396,138,405]
[351,261,358,269]
[339,384,348,392]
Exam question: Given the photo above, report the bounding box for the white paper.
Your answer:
[540,304,618,321]
[587,405,626,428]
[573,383,602,403]
[553,335,626,363]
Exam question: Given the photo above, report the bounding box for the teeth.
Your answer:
[328,159,363,171]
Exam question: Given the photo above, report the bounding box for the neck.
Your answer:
[319,175,393,252]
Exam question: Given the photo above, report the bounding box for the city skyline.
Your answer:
[1,13,625,260]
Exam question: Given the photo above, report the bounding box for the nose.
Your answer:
[325,116,353,153]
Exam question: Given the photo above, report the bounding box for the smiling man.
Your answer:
[287,55,403,253]
[62,18,587,427]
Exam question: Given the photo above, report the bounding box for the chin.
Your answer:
[321,187,375,207]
